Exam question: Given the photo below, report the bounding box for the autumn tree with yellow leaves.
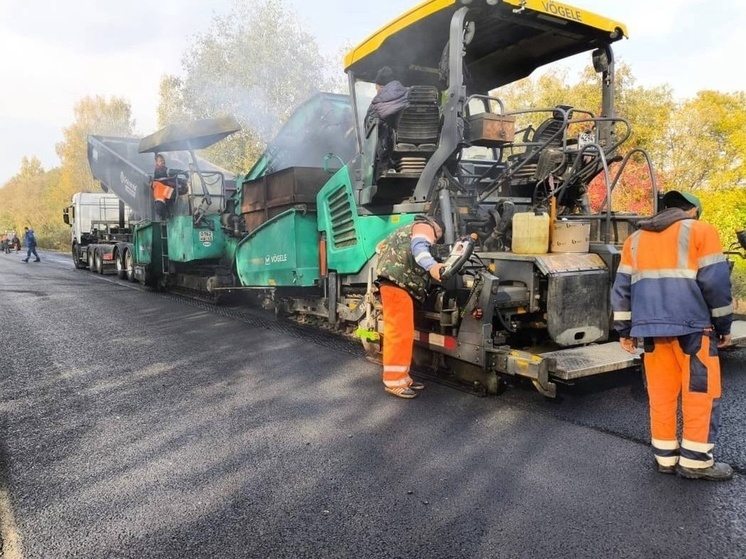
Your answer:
[0,96,135,248]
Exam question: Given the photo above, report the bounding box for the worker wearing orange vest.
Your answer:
[375,215,445,399]
[152,153,183,219]
[612,190,733,481]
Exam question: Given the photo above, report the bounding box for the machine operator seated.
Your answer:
[364,66,410,178]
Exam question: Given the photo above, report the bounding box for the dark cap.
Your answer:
[374,66,395,86]
[662,190,703,218]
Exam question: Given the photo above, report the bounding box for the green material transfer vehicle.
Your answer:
[85,93,358,300]
[233,93,362,289]
[85,117,242,298]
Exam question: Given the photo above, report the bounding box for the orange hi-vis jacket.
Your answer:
[611,211,732,339]
[152,180,175,204]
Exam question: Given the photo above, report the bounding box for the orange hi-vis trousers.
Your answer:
[379,284,416,389]
[643,331,722,470]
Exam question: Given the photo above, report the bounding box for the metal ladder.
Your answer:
[160,221,169,274]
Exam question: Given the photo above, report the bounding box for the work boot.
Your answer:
[384,386,418,399]
[656,462,677,475]
[676,462,734,481]
[22,259,28,263]
[33,259,40,262]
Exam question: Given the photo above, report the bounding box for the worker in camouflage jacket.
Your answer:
[611,190,733,481]
[375,215,445,399]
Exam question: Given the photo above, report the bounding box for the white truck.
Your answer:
[63,192,134,277]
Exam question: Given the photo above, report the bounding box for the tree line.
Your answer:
[0,0,744,296]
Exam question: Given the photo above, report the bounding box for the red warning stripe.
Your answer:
[414,330,457,350]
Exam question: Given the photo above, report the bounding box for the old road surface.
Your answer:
[1,252,745,559]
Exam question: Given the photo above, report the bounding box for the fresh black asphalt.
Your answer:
[1,251,745,558]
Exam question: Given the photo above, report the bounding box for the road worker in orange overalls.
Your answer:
[612,190,733,481]
[375,215,445,399]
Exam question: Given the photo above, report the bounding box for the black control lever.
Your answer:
[440,234,478,281]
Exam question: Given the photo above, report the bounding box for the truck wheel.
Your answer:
[93,250,103,274]
[125,250,135,282]
[115,251,126,279]
[72,245,86,269]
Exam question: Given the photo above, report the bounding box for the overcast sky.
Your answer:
[1,0,744,185]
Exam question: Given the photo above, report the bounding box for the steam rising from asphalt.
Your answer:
[189,81,305,144]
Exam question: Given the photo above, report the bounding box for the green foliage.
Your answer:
[156,0,342,173]
[613,67,675,166]
[695,188,746,301]
[729,259,746,309]
[157,75,190,129]
[665,91,746,191]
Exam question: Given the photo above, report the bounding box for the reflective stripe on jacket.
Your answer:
[611,217,732,338]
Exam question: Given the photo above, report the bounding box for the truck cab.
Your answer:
[64,192,132,272]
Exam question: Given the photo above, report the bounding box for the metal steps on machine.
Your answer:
[160,221,169,274]
[542,320,746,381]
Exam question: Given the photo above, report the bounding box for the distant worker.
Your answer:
[12,234,21,252]
[612,190,733,481]
[152,153,186,219]
[375,215,445,399]
[365,66,409,176]
[22,226,40,263]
